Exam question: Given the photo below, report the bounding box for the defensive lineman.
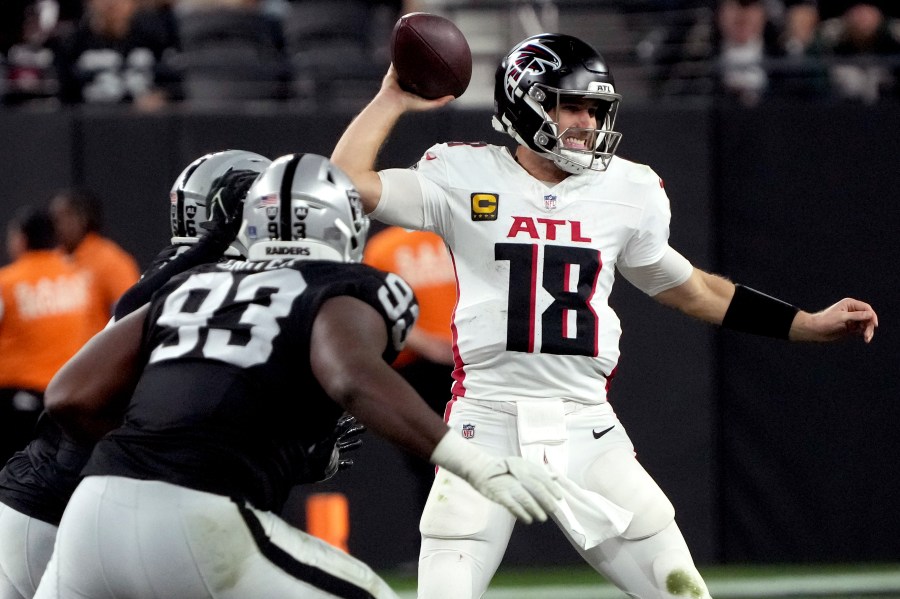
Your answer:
[34,154,562,599]
[0,150,269,599]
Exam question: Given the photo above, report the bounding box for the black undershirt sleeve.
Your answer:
[113,235,232,321]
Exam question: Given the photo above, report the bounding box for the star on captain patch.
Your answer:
[544,194,558,210]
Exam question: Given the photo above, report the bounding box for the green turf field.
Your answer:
[382,563,900,598]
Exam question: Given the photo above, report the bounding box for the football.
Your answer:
[390,12,472,99]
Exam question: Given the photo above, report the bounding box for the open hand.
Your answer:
[790,297,878,343]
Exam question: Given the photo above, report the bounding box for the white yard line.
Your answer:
[395,570,900,599]
[710,571,900,597]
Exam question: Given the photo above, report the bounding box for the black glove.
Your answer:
[306,414,366,483]
[199,169,261,247]
[334,414,365,470]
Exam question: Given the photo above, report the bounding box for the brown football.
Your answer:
[390,12,472,99]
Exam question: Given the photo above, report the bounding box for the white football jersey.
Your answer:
[379,143,674,404]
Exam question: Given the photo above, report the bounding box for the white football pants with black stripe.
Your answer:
[34,476,398,599]
[0,503,58,599]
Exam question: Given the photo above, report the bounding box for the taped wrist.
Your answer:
[721,284,799,339]
[429,431,495,483]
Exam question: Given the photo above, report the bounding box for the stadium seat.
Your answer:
[174,8,291,104]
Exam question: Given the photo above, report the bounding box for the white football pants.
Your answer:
[0,503,58,599]
[417,399,710,599]
[34,476,399,599]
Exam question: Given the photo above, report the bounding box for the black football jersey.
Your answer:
[146,243,192,274]
[0,242,221,524]
[144,243,240,275]
[0,412,91,525]
[83,258,418,512]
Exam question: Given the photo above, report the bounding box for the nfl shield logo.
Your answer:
[544,194,557,210]
[462,424,475,439]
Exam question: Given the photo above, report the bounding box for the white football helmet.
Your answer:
[170,150,271,253]
[240,153,369,263]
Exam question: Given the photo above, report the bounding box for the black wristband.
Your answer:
[721,284,799,339]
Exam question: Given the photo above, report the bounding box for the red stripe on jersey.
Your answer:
[436,396,460,474]
[590,249,603,355]
[448,247,467,398]
[528,244,538,353]
[443,396,457,424]
[605,365,618,393]
[562,262,572,339]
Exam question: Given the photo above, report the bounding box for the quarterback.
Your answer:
[333,33,878,599]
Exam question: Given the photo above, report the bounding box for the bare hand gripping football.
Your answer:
[390,12,472,99]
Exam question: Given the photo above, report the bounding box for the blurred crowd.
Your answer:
[1,0,898,111]
[0,0,405,109]
[642,0,900,104]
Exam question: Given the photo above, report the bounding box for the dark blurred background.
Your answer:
[1,0,898,572]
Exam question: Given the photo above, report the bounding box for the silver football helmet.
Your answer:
[241,153,369,263]
[492,33,622,174]
[170,150,271,252]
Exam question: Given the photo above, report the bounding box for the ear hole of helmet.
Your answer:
[242,154,369,263]
[170,150,271,243]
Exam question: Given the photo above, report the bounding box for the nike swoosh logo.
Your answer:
[592,426,614,440]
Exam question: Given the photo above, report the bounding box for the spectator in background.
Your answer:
[714,0,775,103]
[780,0,821,56]
[645,0,828,103]
[818,2,900,102]
[0,206,92,464]
[0,0,82,107]
[49,188,139,335]
[363,226,456,508]
[643,0,779,102]
[0,157,265,599]
[768,0,831,98]
[54,0,180,110]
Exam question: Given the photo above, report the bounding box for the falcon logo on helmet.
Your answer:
[492,34,623,175]
[503,40,562,102]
